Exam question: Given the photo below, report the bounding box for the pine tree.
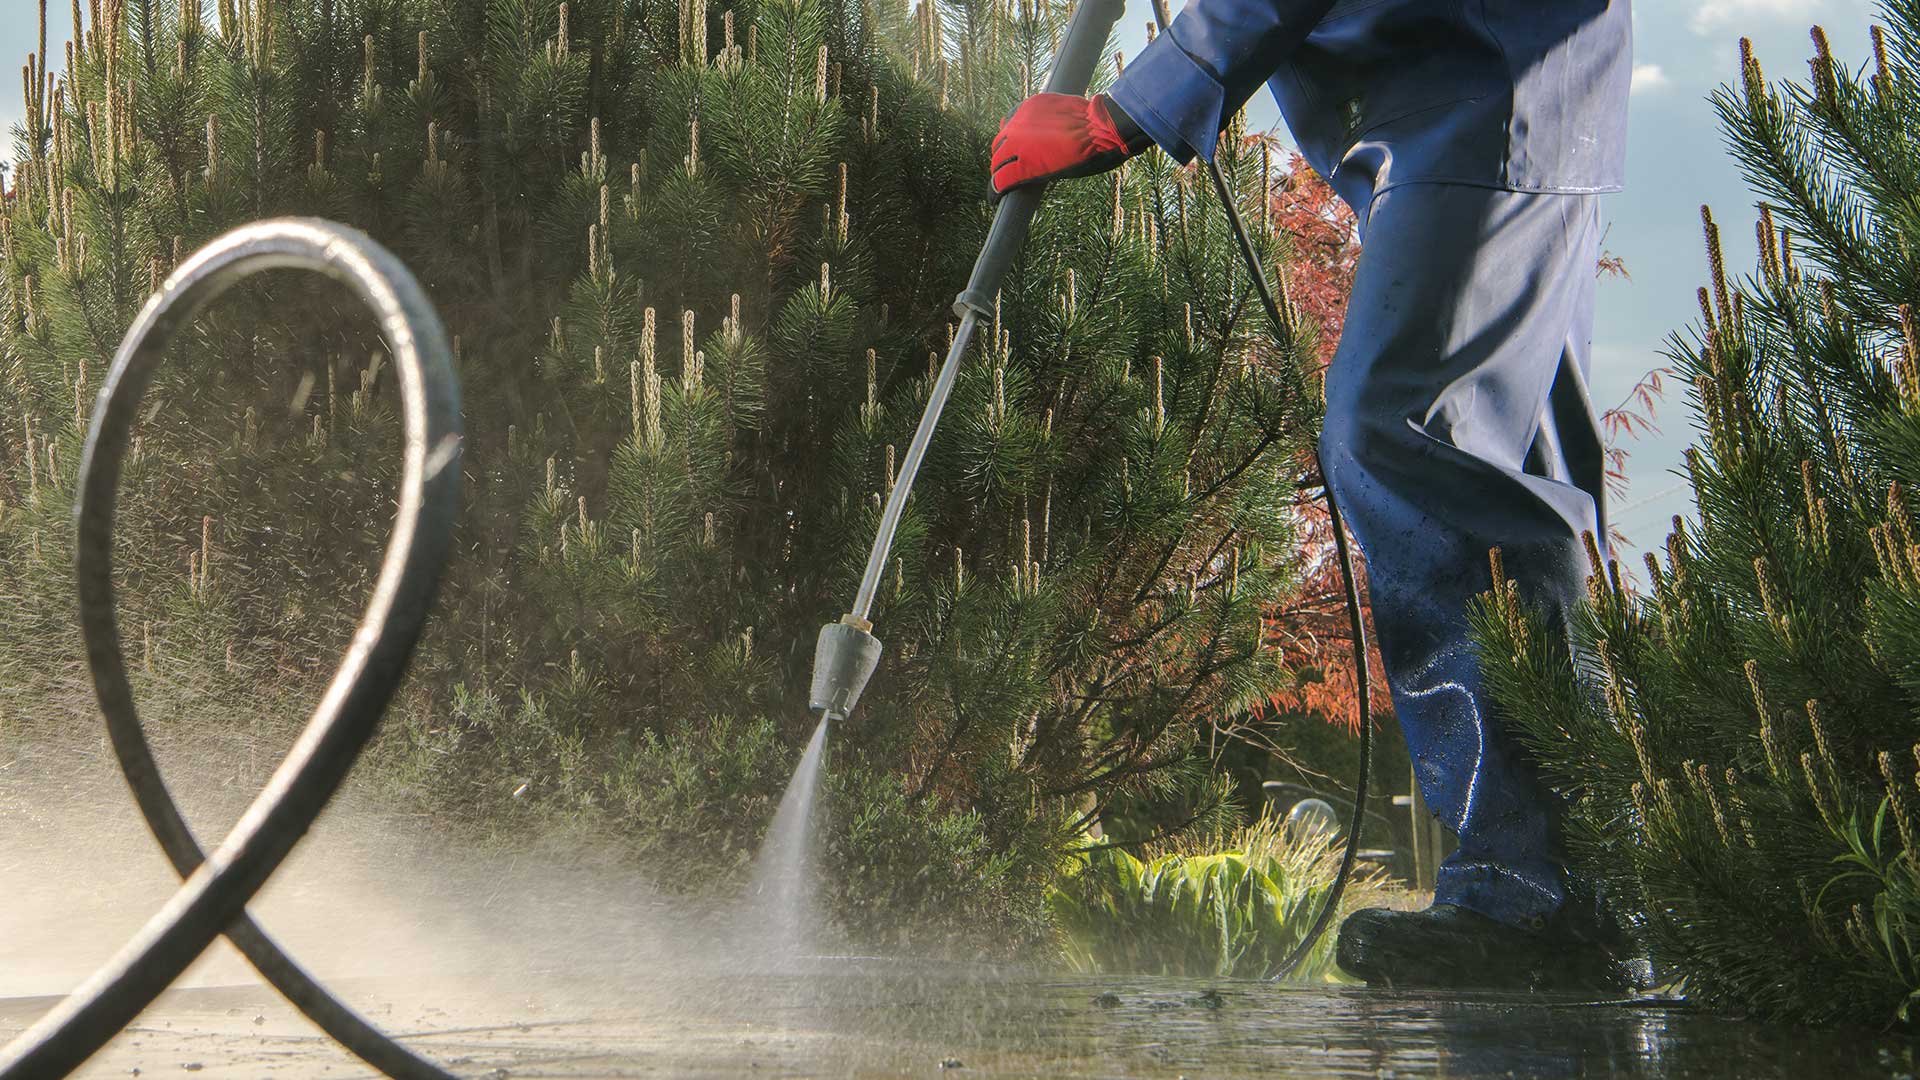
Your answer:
[0,0,1328,949]
[1471,8,1920,1024]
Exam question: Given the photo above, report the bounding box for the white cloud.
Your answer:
[1630,64,1670,94]
[1690,0,1825,34]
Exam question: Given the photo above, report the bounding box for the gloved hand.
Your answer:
[990,93,1143,200]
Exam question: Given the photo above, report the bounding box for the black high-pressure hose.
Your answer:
[0,219,463,1079]
[1143,0,1373,983]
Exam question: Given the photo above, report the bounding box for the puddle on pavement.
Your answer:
[1,965,1909,1078]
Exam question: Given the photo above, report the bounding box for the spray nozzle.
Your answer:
[809,615,883,721]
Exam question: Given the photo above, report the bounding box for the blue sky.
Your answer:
[0,0,1882,551]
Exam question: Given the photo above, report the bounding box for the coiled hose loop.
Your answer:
[0,219,462,1079]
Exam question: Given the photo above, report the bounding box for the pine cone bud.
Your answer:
[1753,555,1785,626]
[1870,524,1899,586]
[836,163,850,240]
[1803,751,1841,832]
[1697,763,1734,846]
[1697,289,1721,345]
[1890,481,1917,555]
[643,310,663,448]
[1810,25,1839,110]
[1807,699,1838,779]
[1625,708,1658,791]
[1630,781,1654,831]
[1598,639,1632,723]
[1739,38,1767,109]
[205,113,219,181]
[1701,206,1732,332]
[629,360,643,444]
[1873,24,1892,104]
[1756,204,1782,285]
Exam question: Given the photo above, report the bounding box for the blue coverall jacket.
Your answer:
[1110,0,1632,926]
[1109,0,1632,209]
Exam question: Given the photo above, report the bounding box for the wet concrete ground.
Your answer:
[1,968,1910,1079]
[17,733,1896,1077]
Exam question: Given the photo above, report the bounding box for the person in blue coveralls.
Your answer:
[990,0,1634,990]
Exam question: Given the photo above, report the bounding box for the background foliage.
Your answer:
[0,0,1343,952]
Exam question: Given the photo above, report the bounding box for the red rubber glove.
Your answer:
[990,93,1136,199]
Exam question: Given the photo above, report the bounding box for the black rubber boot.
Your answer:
[1334,903,1629,994]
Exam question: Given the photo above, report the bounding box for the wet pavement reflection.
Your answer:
[3,966,1909,1078]
[672,970,1906,1079]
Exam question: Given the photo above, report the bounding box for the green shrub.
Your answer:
[1468,12,1920,1025]
[822,763,1066,955]
[1046,815,1402,981]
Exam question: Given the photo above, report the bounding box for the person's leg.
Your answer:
[1317,182,1605,929]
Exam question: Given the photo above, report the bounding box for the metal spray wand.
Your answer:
[808,0,1128,725]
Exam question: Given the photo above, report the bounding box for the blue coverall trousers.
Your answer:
[1106,0,1629,929]
[1321,182,1606,926]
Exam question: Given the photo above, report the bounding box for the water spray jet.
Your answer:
[750,714,834,959]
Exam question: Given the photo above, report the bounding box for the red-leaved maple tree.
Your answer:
[1251,150,1392,735]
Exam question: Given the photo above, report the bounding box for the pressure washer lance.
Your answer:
[808,0,1127,725]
